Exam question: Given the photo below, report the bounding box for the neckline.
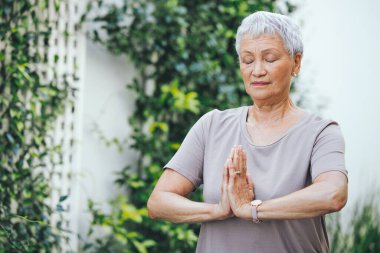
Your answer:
[240,105,311,148]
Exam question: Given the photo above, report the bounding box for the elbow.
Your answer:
[147,194,158,220]
[328,185,348,212]
[330,196,347,212]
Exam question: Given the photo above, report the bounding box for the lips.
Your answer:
[251,81,270,86]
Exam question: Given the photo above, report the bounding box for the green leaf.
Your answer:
[126,232,139,238]
[132,240,147,253]
[115,233,128,245]
[130,180,145,188]
[143,239,156,248]
[149,122,169,133]
[56,204,65,212]
[59,195,69,202]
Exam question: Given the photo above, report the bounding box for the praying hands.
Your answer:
[215,145,255,220]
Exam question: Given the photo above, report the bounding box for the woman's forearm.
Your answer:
[238,172,348,221]
[259,178,346,220]
[147,191,225,223]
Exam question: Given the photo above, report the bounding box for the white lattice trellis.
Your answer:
[40,0,86,252]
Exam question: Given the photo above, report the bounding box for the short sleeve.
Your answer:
[163,111,212,190]
[311,122,348,182]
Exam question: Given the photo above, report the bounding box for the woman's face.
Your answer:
[239,33,301,104]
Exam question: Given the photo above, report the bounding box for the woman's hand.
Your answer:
[213,149,234,220]
[227,145,255,219]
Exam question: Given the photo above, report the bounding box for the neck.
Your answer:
[248,97,298,125]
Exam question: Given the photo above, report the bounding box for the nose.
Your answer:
[251,60,267,77]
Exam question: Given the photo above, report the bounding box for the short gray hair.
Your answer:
[235,11,303,57]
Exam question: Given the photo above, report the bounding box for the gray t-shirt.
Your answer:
[164,106,347,253]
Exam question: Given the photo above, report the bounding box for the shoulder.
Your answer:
[195,106,246,137]
[203,106,247,124]
[302,112,345,144]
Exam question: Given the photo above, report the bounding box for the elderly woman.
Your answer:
[147,11,348,253]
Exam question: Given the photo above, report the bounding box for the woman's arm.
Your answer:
[233,170,348,221]
[147,167,233,223]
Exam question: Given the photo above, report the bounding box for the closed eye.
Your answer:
[241,56,254,64]
[263,53,279,63]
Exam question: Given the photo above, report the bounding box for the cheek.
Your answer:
[239,67,251,92]
[240,66,251,82]
[270,64,291,81]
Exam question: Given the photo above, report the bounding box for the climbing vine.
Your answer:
[0,1,73,251]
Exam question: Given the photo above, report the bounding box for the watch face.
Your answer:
[251,200,263,206]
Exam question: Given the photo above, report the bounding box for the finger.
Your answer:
[228,166,235,191]
[242,149,247,176]
[228,156,235,171]
[223,157,231,191]
[229,147,234,160]
[229,146,234,166]
[233,146,239,172]
[221,164,225,192]
[238,146,244,176]
[247,175,254,200]
[246,173,254,192]
[228,158,237,181]
[222,162,229,193]
[227,178,236,209]
[224,158,228,169]
[229,154,243,180]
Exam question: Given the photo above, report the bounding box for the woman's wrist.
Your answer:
[211,203,233,221]
[235,203,253,221]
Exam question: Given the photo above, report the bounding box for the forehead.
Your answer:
[240,33,287,54]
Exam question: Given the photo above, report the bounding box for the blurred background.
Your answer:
[1,0,379,252]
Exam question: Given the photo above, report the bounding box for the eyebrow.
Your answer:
[242,48,281,54]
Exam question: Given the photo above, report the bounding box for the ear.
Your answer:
[292,53,302,75]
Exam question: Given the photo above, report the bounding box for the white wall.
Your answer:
[294,0,380,216]
[78,39,138,239]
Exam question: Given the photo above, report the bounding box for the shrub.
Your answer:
[328,199,380,253]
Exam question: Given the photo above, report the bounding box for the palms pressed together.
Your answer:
[217,145,254,219]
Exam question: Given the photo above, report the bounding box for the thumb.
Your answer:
[246,173,254,191]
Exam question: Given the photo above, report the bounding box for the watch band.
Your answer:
[250,200,263,223]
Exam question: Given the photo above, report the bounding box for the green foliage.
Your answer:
[82,1,296,252]
[328,200,380,253]
[0,1,72,251]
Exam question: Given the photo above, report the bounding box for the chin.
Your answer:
[249,91,273,101]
